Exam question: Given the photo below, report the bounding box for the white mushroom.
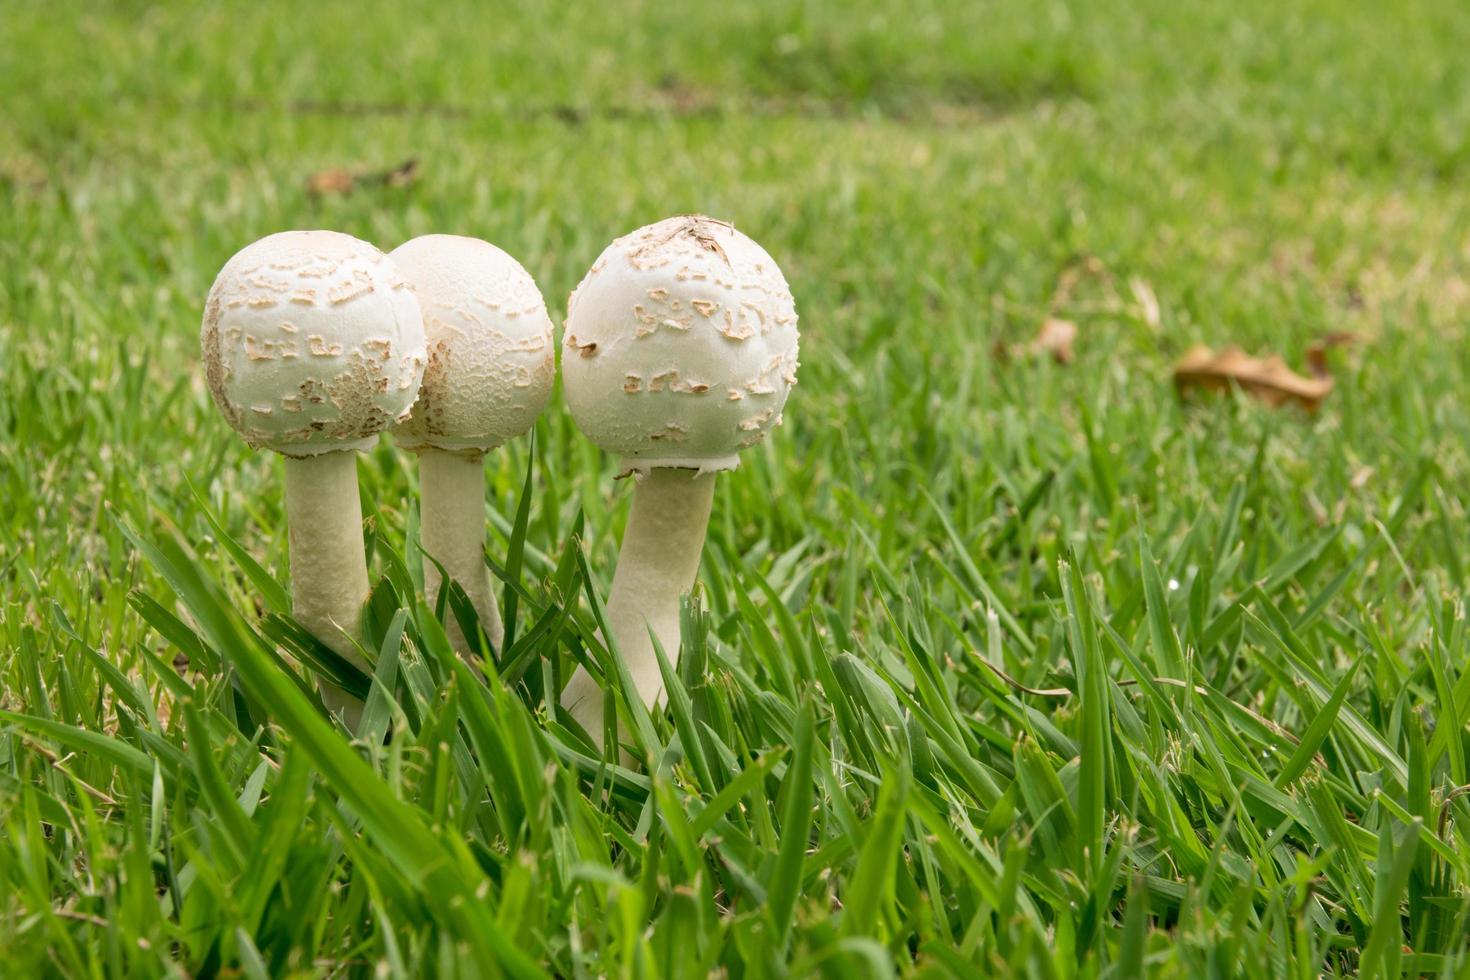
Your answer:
[558,215,799,747]
[389,235,555,656]
[201,230,426,723]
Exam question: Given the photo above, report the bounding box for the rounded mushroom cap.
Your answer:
[389,235,555,456]
[562,215,799,474]
[201,230,427,457]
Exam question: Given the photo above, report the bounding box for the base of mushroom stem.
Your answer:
[320,684,365,731]
[562,465,716,754]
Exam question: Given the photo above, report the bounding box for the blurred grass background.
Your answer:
[3,0,1470,974]
[5,0,1468,587]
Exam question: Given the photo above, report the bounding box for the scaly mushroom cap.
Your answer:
[562,215,799,473]
[390,235,556,455]
[201,231,427,457]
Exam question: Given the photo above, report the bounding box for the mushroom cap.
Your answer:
[389,235,555,455]
[562,215,799,473]
[201,230,427,457]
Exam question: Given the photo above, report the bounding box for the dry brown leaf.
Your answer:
[1172,345,1333,411]
[1305,330,1359,378]
[377,158,420,188]
[990,318,1078,365]
[1031,318,1077,363]
[306,158,419,196]
[306,167,355,195]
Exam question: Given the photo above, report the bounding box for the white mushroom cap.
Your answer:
[201,230,427,457]
[389,235,556,455]
[562,215,799,474]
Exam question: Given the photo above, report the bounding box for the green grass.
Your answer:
[4,0,1470,974]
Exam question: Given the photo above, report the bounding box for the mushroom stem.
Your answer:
[562,467,717,745]
[282,452,371,725]
[418,446,503,655]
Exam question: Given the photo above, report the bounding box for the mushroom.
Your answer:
[557,215,800,747]
[201,230,427,722]
[389,235,555,655]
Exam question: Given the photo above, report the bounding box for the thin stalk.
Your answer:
[418,447,503,656]
[283,452,371,726]
[562,467,716,745]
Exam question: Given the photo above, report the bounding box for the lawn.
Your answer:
[3,0,1470,974]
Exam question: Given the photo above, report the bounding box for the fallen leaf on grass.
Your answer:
[307,158,419,196]
[306,168,355,195]
[1305,331,1360,378]
[992,317,1079,365]
[1031,318,1077,363]
[1172,345,1333,411]
[376,159,420,188]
